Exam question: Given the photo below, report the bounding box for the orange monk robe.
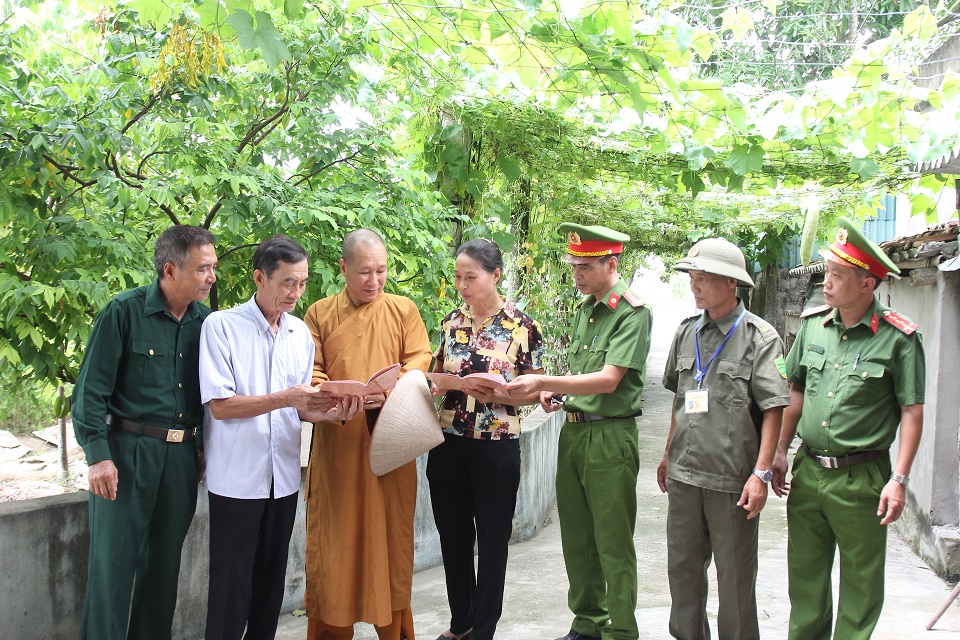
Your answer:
[303,290,432,630]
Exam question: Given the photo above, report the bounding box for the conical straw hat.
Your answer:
[370,369,443,476]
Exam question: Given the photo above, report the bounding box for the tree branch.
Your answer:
[293,149,364,187]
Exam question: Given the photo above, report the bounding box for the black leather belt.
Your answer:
[106,414,196,443]
[804,445,886,469]
[566,410,641,423]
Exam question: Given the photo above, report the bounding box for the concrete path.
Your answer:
[272,342,960,639]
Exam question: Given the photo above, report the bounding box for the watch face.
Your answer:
[755,469,773,482]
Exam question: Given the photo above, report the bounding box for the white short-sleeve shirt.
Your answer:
[199,295,314,499]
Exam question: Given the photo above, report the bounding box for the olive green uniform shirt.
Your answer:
[564,279,652,416]
[72,279,211,464]
[663,301,790,494]
[785,297,925,454]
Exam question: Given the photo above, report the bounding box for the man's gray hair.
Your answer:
[154,226,216,278]
[342,229,386,263]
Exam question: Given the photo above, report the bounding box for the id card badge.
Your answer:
[685,389,709,414]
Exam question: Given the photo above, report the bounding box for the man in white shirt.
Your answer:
[199,235,361,640]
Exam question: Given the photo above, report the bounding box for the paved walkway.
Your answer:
[272,343,960,639]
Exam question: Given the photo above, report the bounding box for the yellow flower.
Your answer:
[501,318,518,330]
[455,330,469,344]
[512,327,523,339]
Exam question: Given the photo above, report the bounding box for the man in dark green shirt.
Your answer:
[772,218,924,640]
[659,238,788,640]
[507,223,652,640]
[71,225,218,640]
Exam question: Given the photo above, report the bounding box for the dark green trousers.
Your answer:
[79,429,199,640]
[666,479,759,640]
[787,447,890,640]
[556,417,640,640]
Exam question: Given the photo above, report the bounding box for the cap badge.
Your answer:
[687,245,699,258]
[836,228,848,245]
[568,232,582,245]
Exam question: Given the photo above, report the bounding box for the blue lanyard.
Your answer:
[694,309,746,388]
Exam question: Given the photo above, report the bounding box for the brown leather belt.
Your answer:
[804,445,886,469]
[566,410,642,423]
[106,414,196,443]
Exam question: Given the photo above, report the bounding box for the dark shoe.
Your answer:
[555,631,601,640]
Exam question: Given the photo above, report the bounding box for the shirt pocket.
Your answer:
[131,339,169,387]
[585,337,609,371]
[675,355,696,393]
[844,362,886,405]
[799,350,826,396]
[714,359,750,407]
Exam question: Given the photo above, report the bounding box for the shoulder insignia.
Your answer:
[775,355,787,379]
[621,289,645,308]
[882,310,918,335]
[800,303,831,319]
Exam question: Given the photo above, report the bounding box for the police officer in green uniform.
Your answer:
[658,238,789,640]
[507,223,652,640]
[72,225,218,640]
[772,217,925,640]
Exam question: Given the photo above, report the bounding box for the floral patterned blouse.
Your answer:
[434,301,545,440]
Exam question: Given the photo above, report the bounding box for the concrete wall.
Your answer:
[0,409,563,640]
[881,271,960,578]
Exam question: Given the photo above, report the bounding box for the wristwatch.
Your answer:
[891,473,910,487]
[752,468,773,483]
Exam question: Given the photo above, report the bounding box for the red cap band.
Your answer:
[567,240,623,257]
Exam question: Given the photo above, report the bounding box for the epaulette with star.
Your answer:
[800,304,831,318]
[621,289,646,308]
[881,309,919,335]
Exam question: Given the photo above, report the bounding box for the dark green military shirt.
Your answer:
[564,279,652,417]
[663,300,790,493]
[785,297,925,454]
[72,279,211,464]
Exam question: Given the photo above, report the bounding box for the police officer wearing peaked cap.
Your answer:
[506,223,652,640]
[659,237,789,640]
[773,217,925,640]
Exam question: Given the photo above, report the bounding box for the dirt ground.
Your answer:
[0,422,87,501]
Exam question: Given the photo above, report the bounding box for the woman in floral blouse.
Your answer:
[428,239,545,640]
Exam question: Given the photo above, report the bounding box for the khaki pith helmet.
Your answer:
[673,238,755,288]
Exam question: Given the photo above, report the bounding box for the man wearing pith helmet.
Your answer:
[657,238,789,640]
[772,217,925,639]
[506,223,652,640]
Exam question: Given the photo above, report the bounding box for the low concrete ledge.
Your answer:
[894,491,960,581]
[0,408,562,640]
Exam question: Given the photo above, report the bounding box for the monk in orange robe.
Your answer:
[303,228,432,640]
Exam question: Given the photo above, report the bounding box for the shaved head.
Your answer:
[342,229,386,264]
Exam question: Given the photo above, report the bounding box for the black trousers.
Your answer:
[427,434,521,640]
[204,490,299,640]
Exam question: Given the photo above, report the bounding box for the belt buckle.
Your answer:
[166,429,185,443]
[567,412,583,423]
[816,455,838,469]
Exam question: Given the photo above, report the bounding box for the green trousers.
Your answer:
[666,479,759,640]
[79,429,199,640]
[787,447,890,640]
[556,417,640,640]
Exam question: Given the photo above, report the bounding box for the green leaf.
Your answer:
[850,158,879,182]
[725,143,765,175]
[683,140,715,171]
[498,158,523,182]
[284,0,305,19]
[227,10,292,68]
[681,170,705,197]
